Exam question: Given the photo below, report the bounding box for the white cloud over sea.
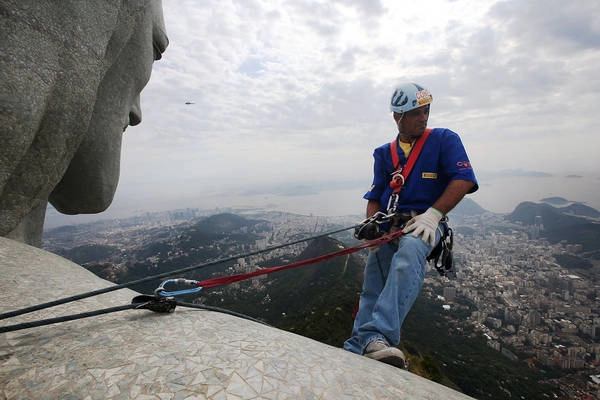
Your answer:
[47,0,600,226]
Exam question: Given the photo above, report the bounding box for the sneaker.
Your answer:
[363,340,408,369]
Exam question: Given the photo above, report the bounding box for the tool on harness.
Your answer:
[427,221,455,278]
[131,294,177,313]
[387,128,431,214]
[354,211,396,240]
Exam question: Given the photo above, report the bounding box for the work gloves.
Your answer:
[403,207,443,247]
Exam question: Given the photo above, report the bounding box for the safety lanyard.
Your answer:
[389,128,431,194]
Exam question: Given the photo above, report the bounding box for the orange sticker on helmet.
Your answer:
[416,89,432,106]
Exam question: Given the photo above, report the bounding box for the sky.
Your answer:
[47,0,600,227]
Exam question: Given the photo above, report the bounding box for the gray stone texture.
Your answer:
[0,237,475,399]
[0,0,168,246]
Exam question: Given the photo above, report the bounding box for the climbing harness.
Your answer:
[356,127,456,278]
[387,128,431,215]
[427,221,455,278]
[356,128,432,241]
[388,127,456,277]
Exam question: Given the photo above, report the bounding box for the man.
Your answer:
[343,82,478,369]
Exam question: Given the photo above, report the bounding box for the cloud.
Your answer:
[489,0,600,52]
[103,0,600,218]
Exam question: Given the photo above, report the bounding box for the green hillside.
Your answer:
[199,236,364,347]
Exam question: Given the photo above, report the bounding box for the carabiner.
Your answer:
[154,278,203,297]
[387,193,400,214]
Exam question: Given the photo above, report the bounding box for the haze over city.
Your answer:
[46,0,600,227]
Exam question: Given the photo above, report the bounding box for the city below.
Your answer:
[432,211,599,399]
[42,200,600,400]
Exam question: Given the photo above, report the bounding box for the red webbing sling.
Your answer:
[389,128,432,194]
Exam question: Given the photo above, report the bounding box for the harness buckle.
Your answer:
[390,171,405,191]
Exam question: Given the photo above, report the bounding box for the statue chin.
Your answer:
[49,113,125,215]
[49,164,120,215]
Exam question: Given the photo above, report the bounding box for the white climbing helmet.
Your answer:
[389,83,433,114]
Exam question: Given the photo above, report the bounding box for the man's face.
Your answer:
[396,104,430,137]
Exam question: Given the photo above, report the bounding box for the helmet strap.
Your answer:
[394,112,404,132]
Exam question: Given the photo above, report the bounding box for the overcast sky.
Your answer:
[54,0,600,224]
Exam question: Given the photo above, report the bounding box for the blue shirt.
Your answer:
[364,128,478,213]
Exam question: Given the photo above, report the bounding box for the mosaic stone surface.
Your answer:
[0,237,474,399]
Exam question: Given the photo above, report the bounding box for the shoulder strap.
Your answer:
[403,128,431,178]
[389,128,432,192]
[390,128,432,171]
[390,139,400,170]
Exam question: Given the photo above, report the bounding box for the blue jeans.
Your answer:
[343,230,440,354]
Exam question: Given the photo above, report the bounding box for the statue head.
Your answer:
[0,0,168,246]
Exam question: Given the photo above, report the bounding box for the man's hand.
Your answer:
[354,219,383,240]
[402,207,443,247]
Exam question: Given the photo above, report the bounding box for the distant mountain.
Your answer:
[561,202,600,218]
[478,169,553,179]
[508,201,600,226]
[507,201,600,251]
[194,213,268,233]
[449,197,487,216]
[540,197,600,218]
[540,196,569,206]
[270,237,366,344]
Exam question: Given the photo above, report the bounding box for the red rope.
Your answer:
[195,230,404,290]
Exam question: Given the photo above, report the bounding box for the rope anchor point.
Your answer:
[132,294,177,313]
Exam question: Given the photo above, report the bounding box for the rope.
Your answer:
[0,225,356,321]
[192,229,403,291]
[0,226,403,333]
[0,301,270,333]
[176,301,271,327]
[0,304,137,333]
